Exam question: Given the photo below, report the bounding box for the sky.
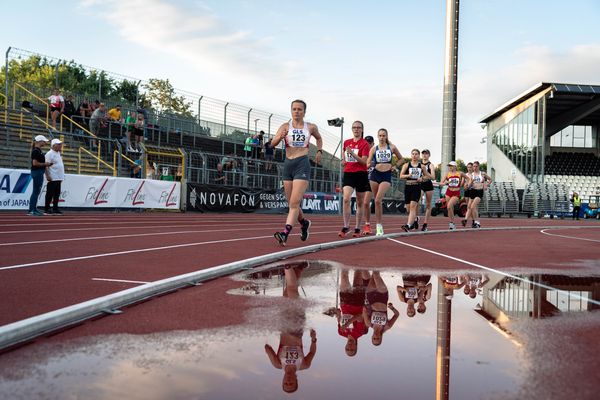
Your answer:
[2,0,600,163]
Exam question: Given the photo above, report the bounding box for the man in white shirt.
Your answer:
[44,138,65,215]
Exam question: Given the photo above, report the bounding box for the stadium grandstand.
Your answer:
[480,82,600,217]
[0,47,409,209]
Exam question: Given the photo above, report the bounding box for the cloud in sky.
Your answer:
[79,0,600,162]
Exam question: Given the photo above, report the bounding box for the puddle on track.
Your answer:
[0,261,599,400]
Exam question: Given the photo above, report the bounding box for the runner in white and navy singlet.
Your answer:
[365,129,403,236]
[269,100,323,246]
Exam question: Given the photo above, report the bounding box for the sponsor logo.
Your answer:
[123,181,146,205]
[0,173,31,194]
[85,178,110,205]
[160,184,179,207]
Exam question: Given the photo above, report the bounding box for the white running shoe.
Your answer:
[376,224,384,236]
[449,222,456,230]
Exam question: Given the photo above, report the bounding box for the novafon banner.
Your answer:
[0,168,180,210]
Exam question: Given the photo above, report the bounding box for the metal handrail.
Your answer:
[78,146,115,174]
[60,114,97,138]
[13,83,49,126]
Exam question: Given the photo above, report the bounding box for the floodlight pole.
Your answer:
[4,47,10,107]
[441,0,460,178]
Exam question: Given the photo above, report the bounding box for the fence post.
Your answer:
[223,102,229,155]
[4,47,10,108]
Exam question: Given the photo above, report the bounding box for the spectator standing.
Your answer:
[63,95,76,119]
[90,103,107,136]
[571,192,581,220]
[264,140,274,171]
[44,139,65,215]
[132,112,145,151]
[124,111,137,152]
[107,105,123,122]
[48,88,64,129]
[257,130,265,158]
[244,135,254,158]
[28,135,52,216]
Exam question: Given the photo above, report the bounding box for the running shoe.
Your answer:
[274,231,288,246]
[338,227,350,238]
[376,224,384,236]
[43,210,53,216]
[32,210,43,216]
[362,223,372,235]
[473,221,481,229]
[461,219,467,227]
[449,222,456,230]
[421,223,428,232]
[352,228,361,238]
[413,216,419,230]
[300,219,311,241]
[52,210,64,215]
[401,224,410,232]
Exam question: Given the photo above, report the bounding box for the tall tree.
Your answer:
[142,79,193,117]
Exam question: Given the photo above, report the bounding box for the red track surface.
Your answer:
[1,211,599,338]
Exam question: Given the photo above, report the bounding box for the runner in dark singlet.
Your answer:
[400,149,432,231]
[397,274,432,317]
[420,149,436,231]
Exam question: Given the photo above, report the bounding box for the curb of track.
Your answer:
[0,224,596,351]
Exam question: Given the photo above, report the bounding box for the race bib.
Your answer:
[406,287,419,299]
[289,129,307,147]
[340,313,353,326]
[376,149,392,163]
[371,311,387,326]
[346,151,357,163]
[409,167,422,179]
[281,346,301,365]
[449,177,460,187]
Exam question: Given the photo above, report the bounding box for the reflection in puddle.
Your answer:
[0,262,598,400]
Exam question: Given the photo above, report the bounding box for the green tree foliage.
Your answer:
[142,79,193,117]
[1,55,141,107]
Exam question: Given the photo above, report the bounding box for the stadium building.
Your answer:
[480,82,600,202]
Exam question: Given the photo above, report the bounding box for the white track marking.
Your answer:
[91,278,150,284]
[386,237,600,307]
[0,225,415,271]
[540,228,600,243]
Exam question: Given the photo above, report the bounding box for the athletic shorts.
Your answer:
[421,180,434,192]
[50,106,62,113]
[445,189,460,198]
[343,171,371,192]
[367,290,389,305]
[369,169,392,184]
[282,155,311,181]
[405,184,422,203]
[469,189,484,199]
[464,188,473,198]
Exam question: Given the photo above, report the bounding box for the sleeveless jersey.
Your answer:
[422,161,432,181]
[407,162,423,181]
[278,345,304,366]
[471,171,485,187]
[370,311,388,326]
[374,145,393,164]
[285,122,311,148]
[446,172,461,191]
[405,286,419,300]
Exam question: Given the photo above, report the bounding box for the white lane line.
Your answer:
[0,221,280,235]
[0,223,345,246]
[0,226,409,271]
[540,228,600,243]
[92,278,150,284]
[386,237,600,307]
[0,235,271,271]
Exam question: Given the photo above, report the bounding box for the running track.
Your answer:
[0,212,598,341]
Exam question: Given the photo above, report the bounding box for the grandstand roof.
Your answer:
[479,82,600,127]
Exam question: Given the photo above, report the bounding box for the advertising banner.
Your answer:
[0,168,180,210]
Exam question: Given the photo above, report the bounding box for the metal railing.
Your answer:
[13,83,49,126]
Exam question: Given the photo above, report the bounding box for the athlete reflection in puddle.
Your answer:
[331,269,370,356]
[264,262,317,393]
[397,274,432,317]
[363,271,399,346]
[462,273,489,298]
[440,275,465,299]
